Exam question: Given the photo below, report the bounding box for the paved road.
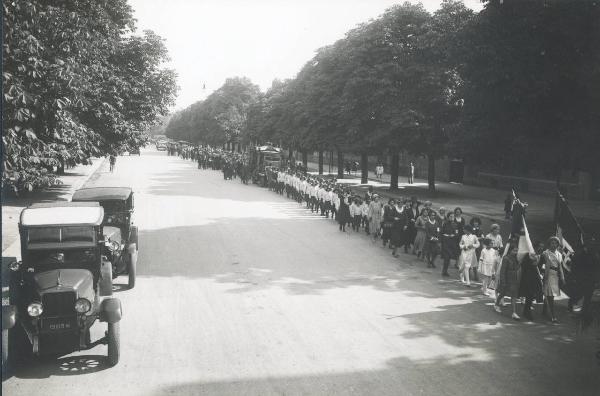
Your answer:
[3,149,599,396]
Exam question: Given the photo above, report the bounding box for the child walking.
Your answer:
[478,238,498,295]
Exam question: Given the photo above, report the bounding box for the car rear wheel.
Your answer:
[128,252,136,289]
[107,322,120,366]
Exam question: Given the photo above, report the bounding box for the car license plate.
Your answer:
[42,317,77,332]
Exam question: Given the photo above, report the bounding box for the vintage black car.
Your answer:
[2,202,122,368]
[72,187,138,289]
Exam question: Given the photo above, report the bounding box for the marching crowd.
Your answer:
[171,145,598,325]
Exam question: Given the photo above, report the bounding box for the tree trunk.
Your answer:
[302,150,308,168]
[390,153,399,190]
[428,153,436,192]
[361,152,368,184]
[337,151,344,179]
[318,151,324,175]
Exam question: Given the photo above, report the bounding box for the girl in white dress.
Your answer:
[478,238,499,295]
[458,225,480,286]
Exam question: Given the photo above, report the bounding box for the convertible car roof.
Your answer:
[72,187,133,201]
[21,203,104,227]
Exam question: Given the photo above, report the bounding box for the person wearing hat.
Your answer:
[441,212,459,277]
[368,194,384,241]
[539,236,566,322]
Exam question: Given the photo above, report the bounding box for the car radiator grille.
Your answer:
[42,292,76,316]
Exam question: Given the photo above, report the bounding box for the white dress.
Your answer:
[458,234,480,269]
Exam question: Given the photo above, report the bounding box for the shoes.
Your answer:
[442,272,450,277]
[551,317,559,323]
[512,313,520,321]
[494,305,502,313]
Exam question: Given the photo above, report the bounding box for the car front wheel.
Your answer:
[107,322,120,366]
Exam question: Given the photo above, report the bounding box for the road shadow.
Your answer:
[12,354,109,379]
[151,350,599,396]
[1,183,73,208]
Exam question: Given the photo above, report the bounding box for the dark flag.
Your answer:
[554,191,585,298]
[505,190,534,262]
[554,191,584,254]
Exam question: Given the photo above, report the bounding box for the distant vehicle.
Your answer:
[72,187,138,289]
[249,144,283,186]
[130,147,140,155]
[156,142,166,151]
[2,203,122,368]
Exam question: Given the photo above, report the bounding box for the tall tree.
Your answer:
[3,0,177,193]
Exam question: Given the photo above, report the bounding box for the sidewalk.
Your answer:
[2,157,106,256]
[306,161,600,241]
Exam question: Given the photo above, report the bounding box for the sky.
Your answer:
[127,0,484,111]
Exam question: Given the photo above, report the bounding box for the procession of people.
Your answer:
[172,143,598,327]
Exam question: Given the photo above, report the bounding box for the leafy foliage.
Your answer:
[3,0,177,193]
[165,77,259,146]
[459,0,600,177]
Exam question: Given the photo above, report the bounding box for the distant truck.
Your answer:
[249,144,283,186]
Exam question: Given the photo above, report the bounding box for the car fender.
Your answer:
[2,305,16,330]
[99,297,122,324]
[129,226,138,250]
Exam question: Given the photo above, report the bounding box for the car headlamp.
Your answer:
[8,261,21,271]
[74,298,92,314]
[27,302,43,317]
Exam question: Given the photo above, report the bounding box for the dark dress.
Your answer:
[441,221,459,260]
[404,207,418,247]
[382,205,395,242]
[497,254,522,297]
[518,253,543,302]
[337,197,351,226]
[390,207,406,247]
[424,219,441,257]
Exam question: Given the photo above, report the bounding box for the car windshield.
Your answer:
[101,200,129,215]
[27,249,98,269]
[28,226,95,249]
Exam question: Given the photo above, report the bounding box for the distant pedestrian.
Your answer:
[408,162,414,184]
[375,164,384,179]
[109,154,116,172]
